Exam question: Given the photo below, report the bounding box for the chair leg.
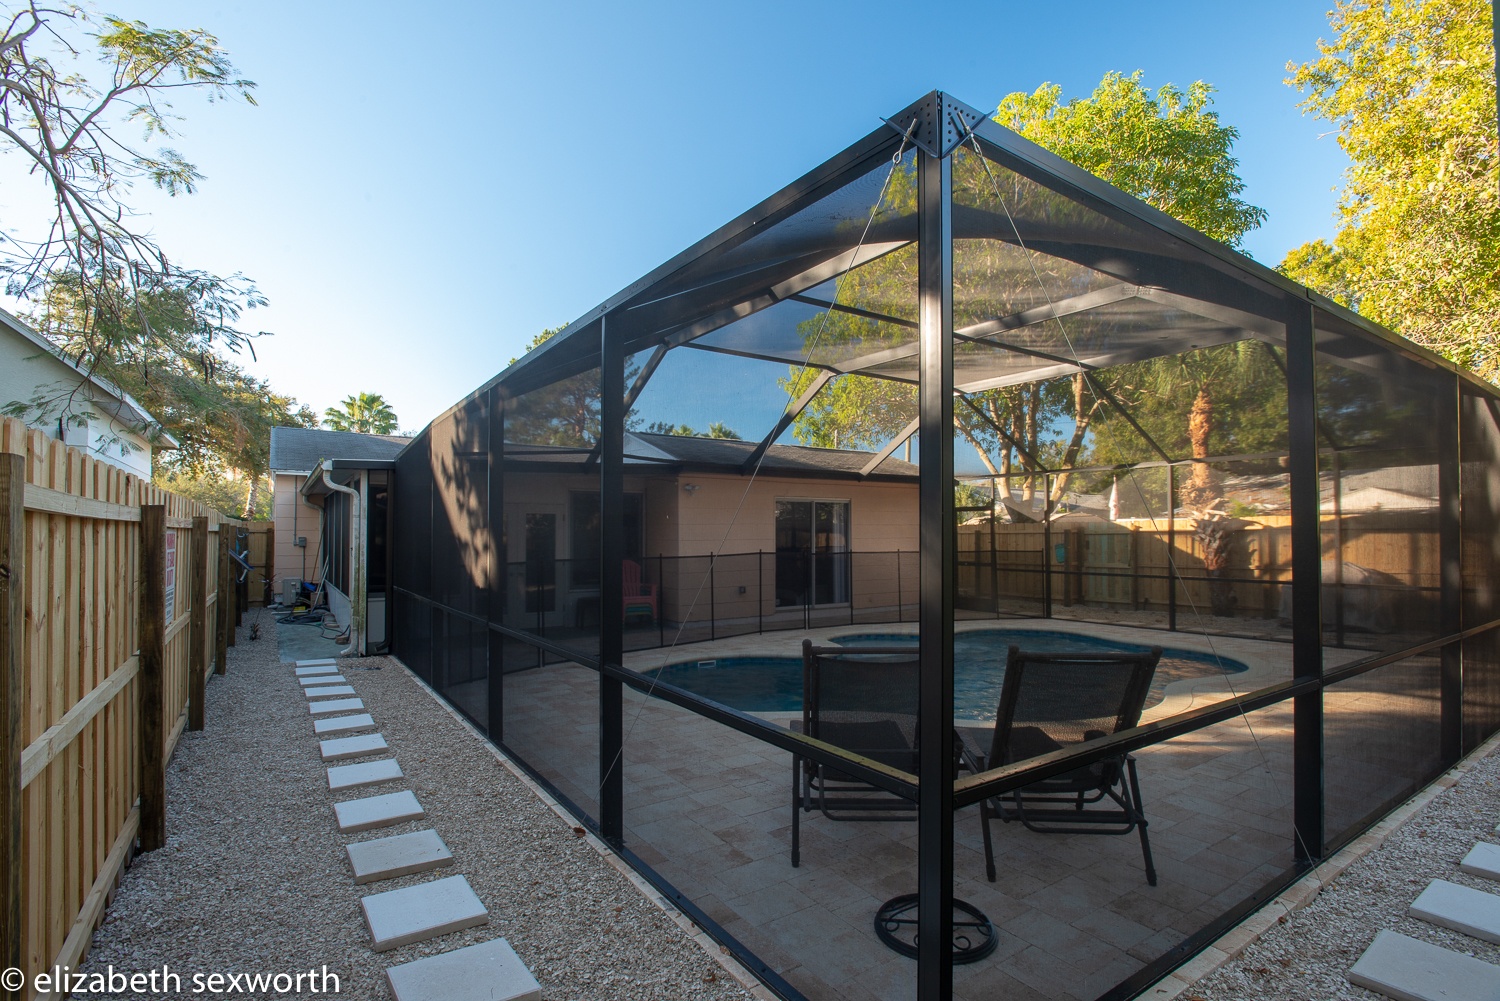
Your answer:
[1126,757,1157,886]
[791,756,801,868]
[980,800,997,882]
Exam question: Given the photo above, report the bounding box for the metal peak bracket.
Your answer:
[881,91,989,159]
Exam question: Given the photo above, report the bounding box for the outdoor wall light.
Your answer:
[683,483,700,495]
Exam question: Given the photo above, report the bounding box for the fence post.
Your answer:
[757,550,763,635]
[657,554,665,648]
[227,529,239,648]
[263,523,275,607]
[215,529,231,673]
[709,553,716,641]
[188,515,208,732]
[138,504,167,853]
[0,453,25,981]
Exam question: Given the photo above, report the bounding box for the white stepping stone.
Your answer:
[304,684,356,698]
[328,758,403,791]
[310,697,364,715]
[295,665,339,677]
[1410,879,1500,944]
[335,790,425,833]
[385,937,542,1001]
[361,875,488,952]
[296,658,338,667]
[321,733,389,761]
[1348,929,1500,1001]
[314,713,375,735]
[1461,843,1500,883]
[346,829,454,884]
[299,674,346,686]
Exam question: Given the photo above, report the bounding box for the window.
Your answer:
[775,499,850,607]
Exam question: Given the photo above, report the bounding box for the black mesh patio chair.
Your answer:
[959,644,1162,886]
[790,639,920,867]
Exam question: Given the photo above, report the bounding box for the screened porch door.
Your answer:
[775,500,850,607]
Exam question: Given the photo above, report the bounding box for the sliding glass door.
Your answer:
[775,499,850,607]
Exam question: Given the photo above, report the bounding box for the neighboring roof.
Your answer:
[270,426,412,473]
[0,305,179,448]
[629,431,918,480]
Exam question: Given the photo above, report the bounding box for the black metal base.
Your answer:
[873,893,997,964]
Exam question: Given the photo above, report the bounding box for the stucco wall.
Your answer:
[272,473,325,590]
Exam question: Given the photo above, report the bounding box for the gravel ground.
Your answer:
[78,616,756,1001]
[1191,740,1500,1000]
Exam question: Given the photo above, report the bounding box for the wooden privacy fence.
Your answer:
[0,415,269,1000]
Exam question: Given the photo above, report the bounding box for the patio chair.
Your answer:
[791,639,920,867]
[622,559,658,624]
[959,644,1162,886]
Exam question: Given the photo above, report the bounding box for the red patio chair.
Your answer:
[623,559,658,624]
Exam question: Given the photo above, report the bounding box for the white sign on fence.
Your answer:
[164,528,177,624]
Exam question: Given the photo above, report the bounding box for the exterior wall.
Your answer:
[0,332,156,478]
[666,472,918,624]
[272,472,325,588]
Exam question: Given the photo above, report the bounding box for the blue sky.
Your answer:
[0,1,1350,435]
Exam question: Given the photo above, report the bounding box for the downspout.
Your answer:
[321,461,365,656]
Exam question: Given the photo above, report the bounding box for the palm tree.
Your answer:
[324,392,399,434]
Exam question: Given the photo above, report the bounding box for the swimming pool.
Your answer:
[646,628,1248,719]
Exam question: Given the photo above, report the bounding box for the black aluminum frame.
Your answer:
[386,91,1500,1001]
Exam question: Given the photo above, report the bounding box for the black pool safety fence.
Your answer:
[383,92,1500,1001]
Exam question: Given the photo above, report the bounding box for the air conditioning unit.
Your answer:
[60,418,89,448]
[282,578,302,606]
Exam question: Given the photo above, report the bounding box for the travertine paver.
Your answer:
[320,733,389,761]
[361,875,488,952]
[346,829,454,884]
[334,790,426,833]
[295,664,339,677]
[314,713,376,735]
[1461,843,1500,883]
[310,697,364,715]
[1348,929,1500,1001]
[385,937,543,1001]
[296,658,338,667]
[328,758,403,791]
[304,684,357,698]
[1410,879,1500,945]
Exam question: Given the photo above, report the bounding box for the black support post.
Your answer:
[600,316,626,847]
[1439,374,1463,760]
[916,146,955,1000]
[487,384,505,740]
[1286,300,1325,867]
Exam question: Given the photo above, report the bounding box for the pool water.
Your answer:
[646,628,1248,720]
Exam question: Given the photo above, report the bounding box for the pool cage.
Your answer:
[389,92,1500,1001]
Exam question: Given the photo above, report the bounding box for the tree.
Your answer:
[1281,0,1499,380]
[0,2,263,385]
[644,421,741,439]
[13,275,317,515]
[324,392,399,434]
[784,72,1269,511]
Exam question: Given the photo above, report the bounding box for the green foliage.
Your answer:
[324,392,399,434]
[1281,0,1499,380]
[996,71,1267,247]
[644,421,741,439]
[0,2,262,369]
[17,276,317,482]
[153,469,270,520]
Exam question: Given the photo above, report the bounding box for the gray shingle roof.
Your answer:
[632,432,917,479]
[269,426,411,473]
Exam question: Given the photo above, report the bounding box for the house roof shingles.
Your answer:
[630,432,917,479]
[269,426,411,473]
